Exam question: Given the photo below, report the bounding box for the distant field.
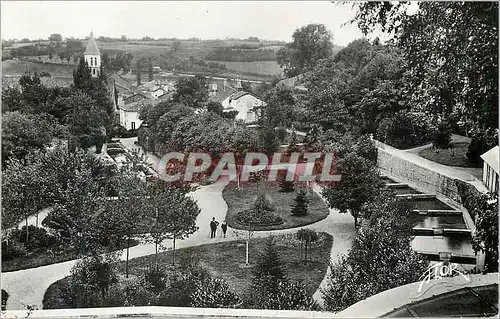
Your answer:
[2,59,75,77]
[213,60,283,76]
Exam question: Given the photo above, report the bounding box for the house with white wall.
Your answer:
[481,146,499,193]
[220,91,265,124]
[119,101,144,131]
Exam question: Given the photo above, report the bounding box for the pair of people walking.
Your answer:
[210,217,227,238]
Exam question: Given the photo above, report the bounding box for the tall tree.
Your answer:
[277,24,333,77]
[148,59,154,82]
[145,180,200,269]
[351,2,498,158]
[172,76,208,108]
[136,61,142,86]
[322,151,384,228]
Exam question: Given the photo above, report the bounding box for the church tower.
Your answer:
[84,31,101,77]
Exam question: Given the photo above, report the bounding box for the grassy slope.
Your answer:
[418,142,477,168]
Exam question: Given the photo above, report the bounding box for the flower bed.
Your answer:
[236,209,284,227]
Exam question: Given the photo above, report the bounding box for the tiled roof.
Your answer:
[85,31,101,55]
[209,86,237,103]
[229,91,250,100]
[120,100,147,112]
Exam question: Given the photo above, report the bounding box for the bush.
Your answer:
[190,277,241,308]
[157,266,211,307]
[105,277,158,307]
[291,190,309,216]
[253,193,275,212]
[1,289,8,310]
[377,112,435,149]
[144,266,167,294]
[15,226,57,251]
[237,209,283,226]
[107,147,125,156]
[431,120,452,149]
[466,129,497,166]
[1,240,25,261]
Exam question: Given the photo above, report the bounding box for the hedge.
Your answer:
[236,209,283,227]
[455,179,488,222]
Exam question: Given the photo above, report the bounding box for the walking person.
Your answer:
[210,217,219,239]
[221,220,228,238]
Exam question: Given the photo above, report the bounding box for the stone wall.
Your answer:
[374,140,485,202]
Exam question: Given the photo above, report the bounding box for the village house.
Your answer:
[119,100,145,131]
[481,146,499,193]
[221,91,265,124]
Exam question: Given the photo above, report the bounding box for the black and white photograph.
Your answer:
[0,1,498,318]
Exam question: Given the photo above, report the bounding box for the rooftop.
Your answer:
[85,31,101,55]
[481,146,499,174]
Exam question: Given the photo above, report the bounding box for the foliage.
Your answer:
[245,237,317,310]
[352,2,498,147]
[296,229,319,262]
[277,24,333,77]
[143,266,167,294]
[236,209,283,227]
[322,151,385,228]
[15,225,57,251]
[2,111,64,165]
[190,277,242,308]
[145,180,200,267]
[157,265,211,307]
[431,119,452,149]
[106,276,158,307]
[172,76,209,108]
[322,195,428,312]
[291,190,309,217]
[278,173,295,193]
[1,289,8,311]
[253,193,275,212]
[466,129,498,166]
[1,240,27,262]
[376,111,435,149]
[66,254,119,307]
[456,180,498,272]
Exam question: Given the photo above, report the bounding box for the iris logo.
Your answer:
[417,261,471,294]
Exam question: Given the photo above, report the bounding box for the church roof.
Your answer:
[85,31,100,55]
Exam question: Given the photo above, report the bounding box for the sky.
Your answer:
[1,1,367,46]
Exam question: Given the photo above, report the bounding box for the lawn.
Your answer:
[43,232,333,309]
[223,181,329,231]
[418,142,477,168]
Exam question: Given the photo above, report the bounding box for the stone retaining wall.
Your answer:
[375,140,485,203]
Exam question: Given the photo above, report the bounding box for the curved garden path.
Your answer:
[1,139,355,310]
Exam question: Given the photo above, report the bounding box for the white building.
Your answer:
[84,31,101,77]
[480,146,499,193]
[119,101,144,131]
[151,87,165,99]
[221,91,265,124]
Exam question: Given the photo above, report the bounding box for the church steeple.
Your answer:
[84,31,101,77]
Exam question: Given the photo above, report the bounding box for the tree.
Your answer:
[296,229,318,263]
[108,152,150,277]
[136,61,141,86]
[148,59,154,82]
[48,33,62,42]
[322,195,428,312]
[246,237,316,310]
[171,39,182,53]
[145,180,200,269]
[351,2,498,156]
[291,190,309,217]
[277,24,333,77]
[278,173,295,193]
[2,111,64,165]
[172,76,208,108]
[322,152,385,228]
